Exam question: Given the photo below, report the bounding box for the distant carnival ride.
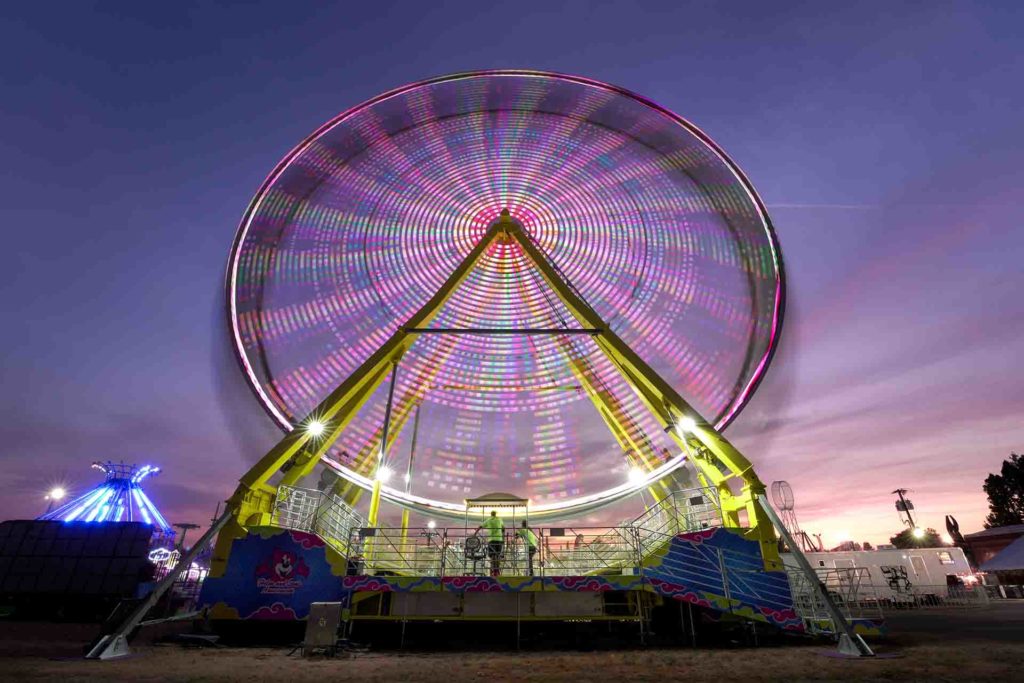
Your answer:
[39,461,172,534]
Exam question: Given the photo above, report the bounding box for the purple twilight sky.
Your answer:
[1,2,1021,546]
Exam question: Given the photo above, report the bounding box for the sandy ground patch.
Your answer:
[1,604,1021,681]
[3,642,1023,682]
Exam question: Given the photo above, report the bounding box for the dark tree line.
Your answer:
[889,527,942,549]
[984,453,1024,528]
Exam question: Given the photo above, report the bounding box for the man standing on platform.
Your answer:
[518,520,538,575]
[477,510,505,577]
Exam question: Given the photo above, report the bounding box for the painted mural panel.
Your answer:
[200,528,347,620]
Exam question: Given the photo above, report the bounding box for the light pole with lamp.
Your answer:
[44,487,67,514]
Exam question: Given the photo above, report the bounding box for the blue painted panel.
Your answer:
[199,529,345,620]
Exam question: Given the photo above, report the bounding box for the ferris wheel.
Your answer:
[225,70,784,522]
[92,71,891,663]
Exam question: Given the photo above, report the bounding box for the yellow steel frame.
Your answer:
[211,211,778,578]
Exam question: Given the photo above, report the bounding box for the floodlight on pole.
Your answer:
[45,486,67,514]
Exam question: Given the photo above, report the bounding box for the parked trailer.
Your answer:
[784,547,982,607]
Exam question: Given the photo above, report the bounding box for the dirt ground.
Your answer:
[2,604,1022,682]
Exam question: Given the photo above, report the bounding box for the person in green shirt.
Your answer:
[476,510,505,576]
[518,520,538,575]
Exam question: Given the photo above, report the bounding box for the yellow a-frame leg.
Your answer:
[210,219,511,578]
[334,336,457,507]
[493,214,778,568]
[562,351,674,503]
[510,253,673,502]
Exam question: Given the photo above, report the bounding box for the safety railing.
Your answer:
[786,566,989,634]
[355,526,447,576]
[269,485,725,578]
[347,525,643,578]
[540,526,640,576]
[786,567,883,633]
[864,582,989,609]
[636,522,797,618]
[272,485,366,554]
[632,487,723,557]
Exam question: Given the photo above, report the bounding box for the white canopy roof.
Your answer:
[981,535,1024,572]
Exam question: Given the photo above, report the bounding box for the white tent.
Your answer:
[980,535,1024,572]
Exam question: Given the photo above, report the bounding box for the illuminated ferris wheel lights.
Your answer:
[227,71,784,516]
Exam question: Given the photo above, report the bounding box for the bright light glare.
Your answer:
[48,487,67,501]
[306,420,325,437]
[404,473,411,483]
[912,527,925,539]
[941,532,954,545]
[678,416,697,433]
[627,467,646,485]
[427,520,436,529]
[377,466,393,482]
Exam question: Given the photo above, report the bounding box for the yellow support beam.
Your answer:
[509,251,673,502]
[334,400,415,505]
[277,360,395,488]
[400,508,411,545]
[497,214,777,565]
[367,479,384,527]
[338,339,453,507]
[561,351,673,502]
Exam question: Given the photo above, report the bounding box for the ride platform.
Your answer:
[198,488,804,633]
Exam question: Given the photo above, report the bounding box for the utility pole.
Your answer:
[173,523,200,551]
[892,488,916,528]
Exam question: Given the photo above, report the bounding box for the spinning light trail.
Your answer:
[228,70,784,510]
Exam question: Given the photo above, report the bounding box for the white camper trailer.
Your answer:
[784,546,981,605]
